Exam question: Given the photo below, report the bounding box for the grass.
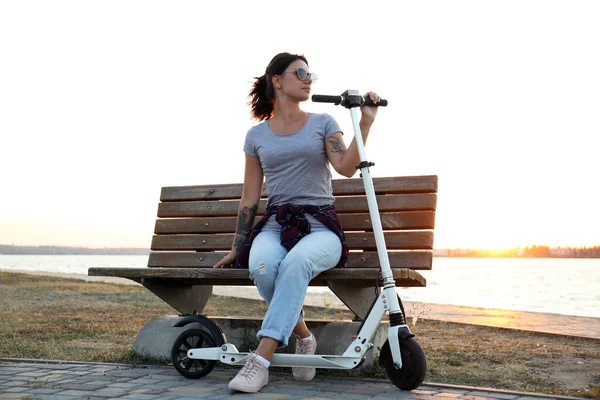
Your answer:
[0,271,598,398]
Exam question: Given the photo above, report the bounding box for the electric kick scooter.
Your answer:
[170,90,427,391]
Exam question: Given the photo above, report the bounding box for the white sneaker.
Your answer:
[292,335,317,382]
[228,354,269,393]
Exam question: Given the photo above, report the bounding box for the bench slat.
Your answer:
[88,267,426,287]
[150,231,433,251]
[160,176,438,202]
[157,194,437,218]
[147,251,432,270]
[154,211,435,234]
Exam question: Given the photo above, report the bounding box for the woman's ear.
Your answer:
[271,74,282,89]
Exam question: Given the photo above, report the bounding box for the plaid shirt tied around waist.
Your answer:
[235,203,348,269]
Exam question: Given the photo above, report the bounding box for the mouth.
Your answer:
[302,87,311,92]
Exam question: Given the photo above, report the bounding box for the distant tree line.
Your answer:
[435,245,600,258]
[0,244,150,255]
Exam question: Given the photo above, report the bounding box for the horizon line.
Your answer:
[1,244,599,250]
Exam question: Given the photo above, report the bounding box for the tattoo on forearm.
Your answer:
[327,137,347,154]
[234,204,258,252]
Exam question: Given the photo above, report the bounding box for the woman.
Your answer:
[214,52,380,393]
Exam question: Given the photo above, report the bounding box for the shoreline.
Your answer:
[2,268,599,340]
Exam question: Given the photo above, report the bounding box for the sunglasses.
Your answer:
[284,67,318,82]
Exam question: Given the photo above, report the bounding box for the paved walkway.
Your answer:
[0,359,583,400]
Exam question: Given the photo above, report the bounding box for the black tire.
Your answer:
[171,329,218,379]
[379,337,427,390]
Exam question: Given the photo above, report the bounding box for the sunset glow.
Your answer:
[1,1,598,250]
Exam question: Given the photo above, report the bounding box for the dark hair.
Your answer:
[248,52,309,121]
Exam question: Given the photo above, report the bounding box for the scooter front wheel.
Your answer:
[379,337,426,390]
[171,329,218,379]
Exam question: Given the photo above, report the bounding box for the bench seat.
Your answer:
[89,175,438,320]
[88,267,427,286]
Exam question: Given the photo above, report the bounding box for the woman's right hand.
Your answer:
[214,250,238,268]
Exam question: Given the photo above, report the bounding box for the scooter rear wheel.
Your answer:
[379,337,426,390]
[171,329,218,379]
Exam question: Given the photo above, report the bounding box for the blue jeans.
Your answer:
[248,215,342,347]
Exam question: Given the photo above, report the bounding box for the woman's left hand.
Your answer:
[360,91,381,124]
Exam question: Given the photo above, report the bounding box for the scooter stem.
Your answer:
[347,106,402,316]
[348,106,393,282]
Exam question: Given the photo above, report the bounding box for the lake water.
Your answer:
[1,255,598,319]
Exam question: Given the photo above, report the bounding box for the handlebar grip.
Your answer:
[311,94,342,104]
[363,97,388,107]
[312,93,388,107]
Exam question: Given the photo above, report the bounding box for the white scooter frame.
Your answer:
[186,90,412,372]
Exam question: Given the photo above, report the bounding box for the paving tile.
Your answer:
[40,372,65,379]
[51,378,78,384]
[107,382,143,388]
[56,383,106,391]
[5,368,35,372]
[297,397,332,400]
[513,397,554,400]
[24,388,61,395]
[159,395,215,400]
[108,370,153,378]
[54,389,97,396]
[135,388,170,395]
[168,385,219,393]
[0,381,28,387]
[87,393,123,398]
[346,387,387,395]
[83,378,121,385]
[129,378,159,384]
[0,369,17,375]
[468,392,518,399]
[141,381,183,390]
[412,389,439,395]
[314,384,351,393]
[87,389,130,397]
[13,371,51,378]
[37,364,74,370]
[146,374,186,381]
[120,394,163,400]
[0,387,30,394]
[205,395,243,400]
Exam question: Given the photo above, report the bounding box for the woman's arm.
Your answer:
[326,92,380,178]
[234,153,264,252]
[214,153,264,268]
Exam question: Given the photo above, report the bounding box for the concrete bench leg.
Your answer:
[327,281,377,321]
[141,279,212,315]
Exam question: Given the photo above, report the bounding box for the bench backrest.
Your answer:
[148,175,437,271]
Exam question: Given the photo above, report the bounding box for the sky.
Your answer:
[1,1,598,250]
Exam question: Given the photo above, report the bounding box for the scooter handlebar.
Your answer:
[312,94,388,107]
[312,95,344,105]
[364,97,388,107]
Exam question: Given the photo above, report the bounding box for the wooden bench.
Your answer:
[88,175,437,321]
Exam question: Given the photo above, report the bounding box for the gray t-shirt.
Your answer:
[243,113,342,207]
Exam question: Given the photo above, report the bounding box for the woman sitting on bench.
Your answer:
[214,52,380,393]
